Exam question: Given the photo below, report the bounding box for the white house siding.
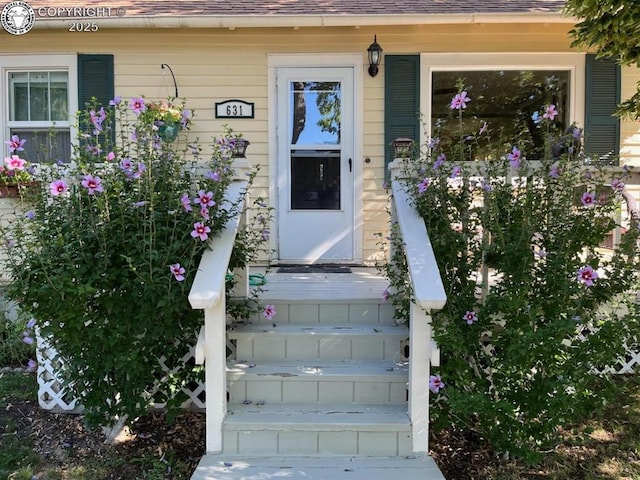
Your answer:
[1,23,637,263]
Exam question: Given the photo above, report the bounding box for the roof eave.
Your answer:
[32,12,575,30]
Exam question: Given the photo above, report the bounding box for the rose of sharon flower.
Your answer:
[577,265,598,287]
[508,146,522,169]
[50,179,68,196]
[263,304,277,321]
[418,178,430,194]
[450,91,471,110]
[463,310,478,325]
[543,104,558,121]
[4,155,26,170]
[170,263,186,282]
[81,174,104,195]
[429,374,445,394]
[191,222,211,241]
[5,135,26,153]
[581,191,596,207]
[129,97,146,115]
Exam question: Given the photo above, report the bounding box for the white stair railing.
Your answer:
[388,159,447,453]
[189,166,249,454]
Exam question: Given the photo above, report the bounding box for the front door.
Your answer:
[276,67,355,263]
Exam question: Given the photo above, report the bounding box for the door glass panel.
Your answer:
[289,81,342,211]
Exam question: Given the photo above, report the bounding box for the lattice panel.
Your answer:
[36,333,207,412]
[476,324,640,376]
[36,333,83,413]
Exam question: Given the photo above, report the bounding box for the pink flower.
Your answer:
[81,174,104,195]
[263,304,277,320]
[106,151,116,161]
[191,222,211,241]
[463,310,478,325]
[26,359,37,371]
[4,155,26,171]
[194,190,216,208]
[181,193,193,212]
[429,374,445,394]
[181,109,192,126]
[170,263,186,282]
[433,153,446,170]
[382,288,391,303]
[581,191,596,207]
[577,265,598,287]
[207,171,221,182]
[450,91,471,110]
[109,96,122,106]
[543,104,558,120]
[550,165,561,178]
[22,333,34,345]
[5,134,26,153]
[418,178,430,194]
[479,122,488,135]
[450,165,462,178]
[129,97,146,115]
[200,207,210,220]
[50,179,68,196]
[508,146,522,168]
[611,178,625,192]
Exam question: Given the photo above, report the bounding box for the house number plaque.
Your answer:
[215,99,254,119]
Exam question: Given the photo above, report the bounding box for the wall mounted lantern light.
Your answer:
[233,138,250,158]
[367,35,383,77]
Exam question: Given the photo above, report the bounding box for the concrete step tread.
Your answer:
[227,360,408,379]
[191,455,446,480]
[228,323,408,338]
[225,403,410,430]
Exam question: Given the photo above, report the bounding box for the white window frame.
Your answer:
[1,54,77,162]
[420,53,586,152]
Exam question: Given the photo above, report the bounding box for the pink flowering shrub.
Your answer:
[383,84,640,461]
[0,98,272,426]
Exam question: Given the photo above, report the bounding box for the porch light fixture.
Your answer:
[367,35,383,77]
[393,137,414,158]
[233,139,250,158]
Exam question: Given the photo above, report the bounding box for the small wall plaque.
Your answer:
[215,99,254,119]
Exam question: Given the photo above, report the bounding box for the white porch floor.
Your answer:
[191,455,446,480]
[250,266,389,302]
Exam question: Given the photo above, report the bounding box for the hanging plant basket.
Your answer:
[157,122,181,142]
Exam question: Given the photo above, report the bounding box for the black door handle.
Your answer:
[348,158,352,172]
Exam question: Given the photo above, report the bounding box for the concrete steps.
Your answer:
[190,270,445,479]
[191,455,446,480]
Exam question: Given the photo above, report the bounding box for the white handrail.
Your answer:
[388,159,447,454]
[390,180,447,312]
[188,177,248,454]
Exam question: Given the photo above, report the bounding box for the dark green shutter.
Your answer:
[77,54,115,149]
[77,54,114,109]
[384,55,420,178]
[585,54,620,163]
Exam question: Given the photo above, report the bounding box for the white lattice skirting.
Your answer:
[36,333,206,413]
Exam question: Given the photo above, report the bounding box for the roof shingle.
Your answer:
[27,0,567,17]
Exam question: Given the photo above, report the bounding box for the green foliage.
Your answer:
[565,0,640,119]
[0,304,34,368]
[383,86,640,462]
[0,97,271,427]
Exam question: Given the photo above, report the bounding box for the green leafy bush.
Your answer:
[383,85,640,462]
[0,97,271,426]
